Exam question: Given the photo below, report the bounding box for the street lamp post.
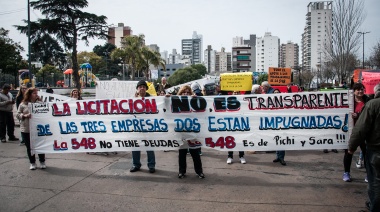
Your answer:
[103,51,109,79]
[357,31,370,69]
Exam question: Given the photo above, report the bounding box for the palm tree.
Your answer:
[140,48,166,80]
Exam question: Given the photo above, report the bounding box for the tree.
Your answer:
[36,64,62,86]
[0,28,24,74]
[257,73,268,85]
[324,0,365,83]
[16,0,109,89]
[93,43,116,57]
[77,51,104,74]
[368,41,380,68]
[167,64,207,86]
[140,48,166,80]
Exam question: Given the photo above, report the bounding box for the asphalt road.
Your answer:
[0,121,370,212]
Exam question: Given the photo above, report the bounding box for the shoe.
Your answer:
[342,172,351,182]
[197,173,205,179]
[149,168,155,173]
[240,157,246,164]
[178,173,185,179]
[273,158,280,163]
[40,162,47,169]
[8,137,19,141]
[199,151,202,156]
[30,163,36,170]
[227,157,233,164]
[280,159,287,166]
[356,159,363,169]
[323,149,328,153]
[365,200,370,210]
[19,141,25,146]
[331,149,338,153]
[365,176,368,183]
[130,166,140,172]
[1,138,6,143]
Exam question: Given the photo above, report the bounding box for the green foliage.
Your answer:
[77,51,104,74]
[257,73,268,85]
[93,43,116,57]
[16,0,109,89]
[0,28,24,75]
[167,64,207,86]
[35,64,63,86]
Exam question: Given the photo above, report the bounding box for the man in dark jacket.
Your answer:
[130,80,156,173]
[348,83,380,211]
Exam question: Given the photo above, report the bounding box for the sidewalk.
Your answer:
[0,124,369,211]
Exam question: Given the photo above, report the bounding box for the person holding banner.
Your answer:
[348,83,380,211]
[261,81,286,166]
[177,85,205,179]
[227,91,246,164]
[16,88,46,170]
[343,83,370,182]
[16,85,27,145]
[130,80,156,173]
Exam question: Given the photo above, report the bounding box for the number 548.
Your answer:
[205,136,236,149]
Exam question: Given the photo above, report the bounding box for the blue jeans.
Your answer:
[365,149,380,211]
[132,151,155,168]
[276,151,285,160]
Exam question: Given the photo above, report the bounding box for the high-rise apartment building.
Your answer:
[232,34,256,72]
[216,48,232,73]
[147,44,160,53]
[107,23,133,48]
[256,32,280,73]
[301,1,333,72]
[182,32,203,65]
[204,45,216,73]
[280,41,299,68]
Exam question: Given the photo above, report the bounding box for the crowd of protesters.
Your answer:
[1,79,379,211]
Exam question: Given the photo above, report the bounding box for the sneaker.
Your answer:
[178,173,185,179]
[130,166,140,172]
[331,149,338,153]
[199,151,202,156]
[343,172,351,182]
[30,163,36,170]
[323,149,328,153]
[356,159,363,169]
[227,157,233,164]
[40,162,47,169]
[365,176,368,183]
[240,157,246,164]
[8,137,19,141]
[19,141,25,146]
[196,173,205,179]
[1,138,6,143]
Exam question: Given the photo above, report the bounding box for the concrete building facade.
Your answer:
[280,41,299,68]
[232,34,256,72]
[216,48,232,73]
[256,32,280,73]
[182,31,203,65]
[204,45,216,73]
[301,1,333,72]
[107,23,133,48]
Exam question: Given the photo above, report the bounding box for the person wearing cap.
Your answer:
[190,82,203,156]
[0,84,19,143]
[130,80,156,173]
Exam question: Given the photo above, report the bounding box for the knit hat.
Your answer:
[136,80,148,89]
[191,82,201,92]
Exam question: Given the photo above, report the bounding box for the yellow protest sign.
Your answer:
[220,72,252,91]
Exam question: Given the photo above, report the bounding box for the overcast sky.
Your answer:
[1,0,379,60]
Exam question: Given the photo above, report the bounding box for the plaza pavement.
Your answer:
[0,109,369,211]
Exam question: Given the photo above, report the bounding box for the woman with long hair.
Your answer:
[343,83,370,182]
[70,88,82,100]
[176,85,205,179]
[16,85,27,145]
[16,88,46,170]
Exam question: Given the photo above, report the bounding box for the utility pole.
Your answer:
[27,0,32,86]
[357,31,370,69]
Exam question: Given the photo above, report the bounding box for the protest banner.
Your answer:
[268,67,291,85]
[38,91,71,102]
[30,91,353,154]
[96,80,157,99]
[361,71,380,94]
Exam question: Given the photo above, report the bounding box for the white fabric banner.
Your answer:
[30,91,353,154]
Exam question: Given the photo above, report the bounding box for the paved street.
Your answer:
[0,124,369,212]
